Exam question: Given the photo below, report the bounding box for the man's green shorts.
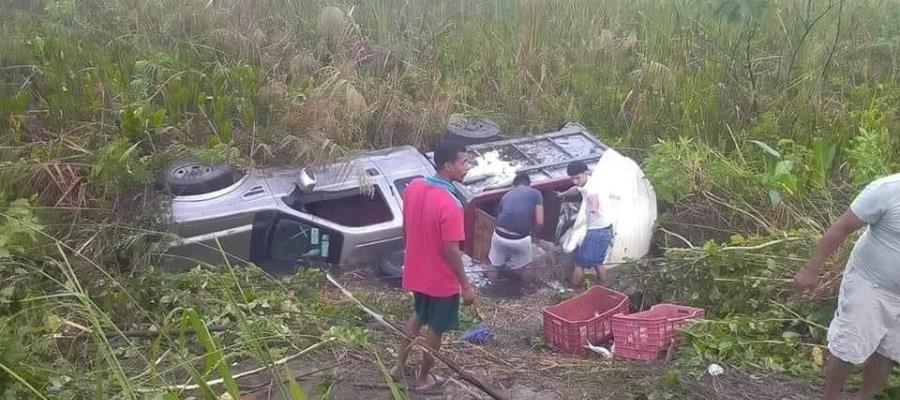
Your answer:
[413,292,460,334]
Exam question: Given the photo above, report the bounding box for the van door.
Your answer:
[250,211,344,272]
[471,208,496,264]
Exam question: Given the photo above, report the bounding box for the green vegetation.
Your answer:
[2,0,900,398]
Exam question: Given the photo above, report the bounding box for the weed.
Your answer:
[0,198,41,258]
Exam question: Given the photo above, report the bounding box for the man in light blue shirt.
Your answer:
[795,173,900,400]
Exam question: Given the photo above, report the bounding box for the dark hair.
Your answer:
[512,172,531,186]
[433,140,467,171]
[566,160,589,176]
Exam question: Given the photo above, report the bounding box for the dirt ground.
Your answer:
[231,267,834,400]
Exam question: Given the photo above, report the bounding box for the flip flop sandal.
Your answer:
[413,373,447,395]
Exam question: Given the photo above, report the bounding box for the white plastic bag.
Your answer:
[466,150,517,191]
[561,149,657,264]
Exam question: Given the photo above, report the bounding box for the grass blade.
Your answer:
[372,352,407,400]
[284,366,310,400]
[185,309,241,400]
[0,362,50,400]
[179,311,220,400]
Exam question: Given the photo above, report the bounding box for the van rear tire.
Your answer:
[165,160,235,196]
[444,116,500,145]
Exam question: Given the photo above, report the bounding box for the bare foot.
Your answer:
[413,373,446,394]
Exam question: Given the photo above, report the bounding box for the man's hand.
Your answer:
[792,209,865,294]
[555,187,577,200]
[793,265,819,293]
[461,284,477,306]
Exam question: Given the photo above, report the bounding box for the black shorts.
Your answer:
[413,292,460,334]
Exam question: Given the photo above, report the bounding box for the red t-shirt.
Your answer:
[401,178,465,297]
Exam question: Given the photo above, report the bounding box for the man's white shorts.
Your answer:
[488,232,532,270]
[828,268,900,364]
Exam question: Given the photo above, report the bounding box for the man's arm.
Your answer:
[807,210,865,271]
[443,242,469,288]
[586,193,601,214]
[439,201,476,304]
[444,241,475,305]
[794,209,866,291]
[532,204,544,242]
[557,186,580,199]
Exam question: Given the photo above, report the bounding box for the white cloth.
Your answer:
[561,149,657,266]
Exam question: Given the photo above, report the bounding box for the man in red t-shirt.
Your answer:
[391,140,477,393]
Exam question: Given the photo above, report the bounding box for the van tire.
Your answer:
[444,116,500,145]
[166,160,235,196]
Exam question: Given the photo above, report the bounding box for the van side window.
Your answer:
[394,176,422,198]
[269,218,332,262]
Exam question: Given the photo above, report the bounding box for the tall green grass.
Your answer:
[2,0,898,188]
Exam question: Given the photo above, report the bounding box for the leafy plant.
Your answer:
[847,125,894,187]
[89,137,154,189]
[751,139,799,205]
[323,325,376,350]
[0,198,41,259]
[807,138,838,190]
[119,105,167,141]
[643,138,710,204]
[0,91,29,135]
[623,231,820,317]
[681,309,830,379]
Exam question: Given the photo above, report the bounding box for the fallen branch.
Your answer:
[449,376,488,400]
[61,318,92,334]
[324,273,508,400]
[138,338,335,392]
[659,227,695,249]
[240,360,349,391]
[719,237,803,251]
[459,342,517,369]
[55,325,230,339]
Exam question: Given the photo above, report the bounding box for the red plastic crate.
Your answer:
[542,286,629,356]
[613,345,665,362]
[612,304,704,361]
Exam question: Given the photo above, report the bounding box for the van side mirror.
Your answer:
[298,168,316,192]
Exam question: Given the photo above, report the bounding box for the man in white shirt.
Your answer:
[558,161,614,286]
[794,173,900,400]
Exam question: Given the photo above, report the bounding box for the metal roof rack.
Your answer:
[461,122,607,193]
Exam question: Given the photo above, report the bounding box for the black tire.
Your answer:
[377,249,404,279]
[165,159,235,196]
[444,116,500,146]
